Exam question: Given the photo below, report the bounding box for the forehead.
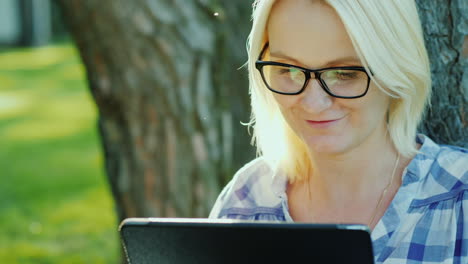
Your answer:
[266,0,359,67]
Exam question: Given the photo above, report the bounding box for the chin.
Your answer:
[304,134,354,155]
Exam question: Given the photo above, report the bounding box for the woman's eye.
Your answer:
[288,69,302,77]
[334,71,358,79]
[277,68,296,75]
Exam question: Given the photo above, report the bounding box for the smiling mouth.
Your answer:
[307,117,343,123]
[306,116,344,127]
[307,119,338,123]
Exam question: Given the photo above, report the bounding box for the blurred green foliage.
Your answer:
[0,43,119,263]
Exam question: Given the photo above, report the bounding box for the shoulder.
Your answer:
[434,143,468,180]
[409,135,468,206]
[425,136,468,186]
[208,157,284,219]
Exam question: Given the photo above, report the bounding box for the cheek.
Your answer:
[356,87,391,124]
[272,93,300,109]
[274,96,303,131]
[273,94,302,120]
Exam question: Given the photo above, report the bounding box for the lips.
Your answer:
[307,120,338,124]
[306,116,344,128]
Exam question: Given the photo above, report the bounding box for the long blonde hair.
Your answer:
[246,0,431,182]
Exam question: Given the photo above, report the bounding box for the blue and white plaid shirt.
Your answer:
[209,135,468,263]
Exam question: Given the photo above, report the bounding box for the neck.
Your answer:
[307,126,399,203]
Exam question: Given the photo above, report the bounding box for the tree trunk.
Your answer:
[57,0,254,220]
[416,0,468,147]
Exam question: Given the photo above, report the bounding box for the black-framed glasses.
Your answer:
[255,43,371,99]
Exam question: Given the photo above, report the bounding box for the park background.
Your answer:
[1,0,119,263]
[1,0,466,263]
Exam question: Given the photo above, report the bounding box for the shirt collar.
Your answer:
[402,134,439,186]
[270,162,288,198]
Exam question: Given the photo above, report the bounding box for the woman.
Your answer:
[209,0,467,263]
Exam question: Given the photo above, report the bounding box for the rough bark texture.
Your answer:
[416,0,468,146]
[57,0,254,220]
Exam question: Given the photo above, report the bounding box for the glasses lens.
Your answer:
[262,65,306,94]
[321,69,368,97]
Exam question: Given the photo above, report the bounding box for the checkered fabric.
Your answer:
[209,135,468,263]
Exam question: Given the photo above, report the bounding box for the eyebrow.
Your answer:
[269,50,361,67]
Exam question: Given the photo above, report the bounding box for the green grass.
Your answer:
[0,43,119,263]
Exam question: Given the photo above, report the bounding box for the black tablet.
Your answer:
[119,217,375,264]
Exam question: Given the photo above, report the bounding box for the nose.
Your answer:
[300,78,333,113]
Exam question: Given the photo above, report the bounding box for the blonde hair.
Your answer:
[246,0,431,182]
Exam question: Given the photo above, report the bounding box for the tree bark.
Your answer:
[57,0,254,220]
[416,0,468,147]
